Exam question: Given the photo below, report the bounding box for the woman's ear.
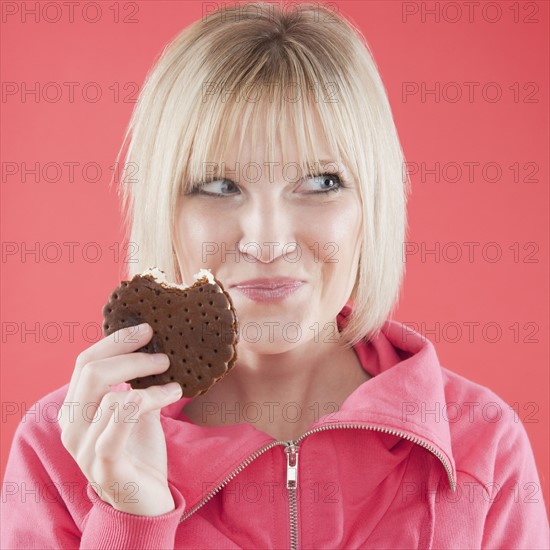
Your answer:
[172,247,183,285]
[171,232,184,284]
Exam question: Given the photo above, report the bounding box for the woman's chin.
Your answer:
[236,335,307,356]
[233,310,312,346]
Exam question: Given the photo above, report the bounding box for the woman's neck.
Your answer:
[181,339,372,441]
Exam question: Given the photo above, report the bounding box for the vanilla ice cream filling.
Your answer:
[141,267,215,288]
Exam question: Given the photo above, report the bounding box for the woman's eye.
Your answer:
[190,172,344,196]
[196,179,239,196]
[301,173,342,193]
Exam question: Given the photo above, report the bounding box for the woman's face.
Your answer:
[174,132,363,354]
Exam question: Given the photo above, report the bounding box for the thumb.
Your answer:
[135,382,183,415]
[158,382,183,402]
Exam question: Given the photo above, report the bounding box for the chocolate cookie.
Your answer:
[102,268,238,397]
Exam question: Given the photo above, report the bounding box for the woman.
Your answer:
[1,2,548,549]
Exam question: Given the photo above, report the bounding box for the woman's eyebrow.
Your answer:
[198,159,348,181]
[314,159,347,172]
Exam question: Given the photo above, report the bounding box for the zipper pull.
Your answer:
[285,443,299,489]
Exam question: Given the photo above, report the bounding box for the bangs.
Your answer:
[179,63,359,191]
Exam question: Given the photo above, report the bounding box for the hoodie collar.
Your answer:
[323,304,456,490]
[160,303,457,493]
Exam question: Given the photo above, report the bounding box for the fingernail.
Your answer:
[162,382,182,396]
[137,322,151,333]
[151,353,169,364]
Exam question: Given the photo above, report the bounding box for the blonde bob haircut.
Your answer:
[114,1,411,348]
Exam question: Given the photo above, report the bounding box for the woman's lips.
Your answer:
[231,279,305,303]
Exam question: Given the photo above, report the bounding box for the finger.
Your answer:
[63,391,123,468]
[64,323,153,406]
[67,352,171,435]
[94,384,182,465]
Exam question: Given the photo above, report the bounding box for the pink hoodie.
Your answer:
[1,304,548,549]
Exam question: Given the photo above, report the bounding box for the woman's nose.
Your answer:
[237,198,298,263]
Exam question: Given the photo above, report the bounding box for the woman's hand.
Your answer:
[58,322,183,516]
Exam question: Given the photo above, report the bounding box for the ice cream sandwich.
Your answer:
[102,267,238,397]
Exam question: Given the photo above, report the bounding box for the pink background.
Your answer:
[1,1,548,511]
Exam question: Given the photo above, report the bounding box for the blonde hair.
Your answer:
[113,1,411,347]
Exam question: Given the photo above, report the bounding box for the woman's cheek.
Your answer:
[177,204,222,263]
[309,206,361,264]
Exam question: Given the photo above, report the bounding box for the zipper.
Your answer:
[179,439,289,522]
[294,423,456,493]
[285,442,299,550]
[178,423,456,544]
[293,423,456,492]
